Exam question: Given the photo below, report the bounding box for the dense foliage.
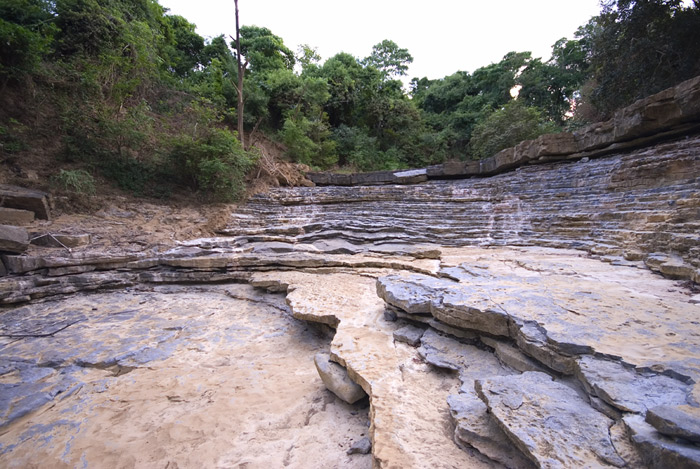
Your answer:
[581,0,700,119]
[1,0,698,199]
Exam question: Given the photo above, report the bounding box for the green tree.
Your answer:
[363,39,413,79]
[162,15,205,77]
[470,100,558,159]
[0,0,56,81]
[517,38,589,126]
[583,0,700,117]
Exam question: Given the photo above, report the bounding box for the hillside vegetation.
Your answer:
[1,0,699,202]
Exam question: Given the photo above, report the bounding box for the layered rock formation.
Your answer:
[1,78,700,468]
[228,134,700,283]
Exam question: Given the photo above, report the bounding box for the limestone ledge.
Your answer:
[308,75,700,186]
[0,242,440,305]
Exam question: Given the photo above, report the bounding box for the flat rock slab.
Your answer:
[481,336,546,373]
[476,371,626,468]
[30,233,91,249]
[0,285,371,468]
[252,270,495,468]
[646,405,700,443]
[575,355,692,414]
[418,328,509,384]
[379,246,700,386]
[624,414,700,468]
[392,324,424,347]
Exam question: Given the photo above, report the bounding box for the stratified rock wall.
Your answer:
[226,135,700,282]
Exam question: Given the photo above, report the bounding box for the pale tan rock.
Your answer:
[251,270,494,468]
[314,353,366,404]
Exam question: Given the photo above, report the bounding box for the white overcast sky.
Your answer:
[159,0,602,80]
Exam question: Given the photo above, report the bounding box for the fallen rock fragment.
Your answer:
[646,405,700,443]
[0,224,29,253]
[624,414,700,468]
[575,356,691,414]
[392,324,424,347]
[476,371,626,468]
[314,353,366,404]
[346,437,371,455]
[418,329,472,371]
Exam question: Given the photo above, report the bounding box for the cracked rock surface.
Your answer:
[0,285,371,468]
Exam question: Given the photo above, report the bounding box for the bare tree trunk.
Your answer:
[234,0,246,149]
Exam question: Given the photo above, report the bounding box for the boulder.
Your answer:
[313,353,366,404]
[0,225,29,253]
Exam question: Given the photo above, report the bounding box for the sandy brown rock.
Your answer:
[251,270,493,469]
[0,207,34,225]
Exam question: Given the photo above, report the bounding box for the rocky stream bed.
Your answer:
[1,77,700,468]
